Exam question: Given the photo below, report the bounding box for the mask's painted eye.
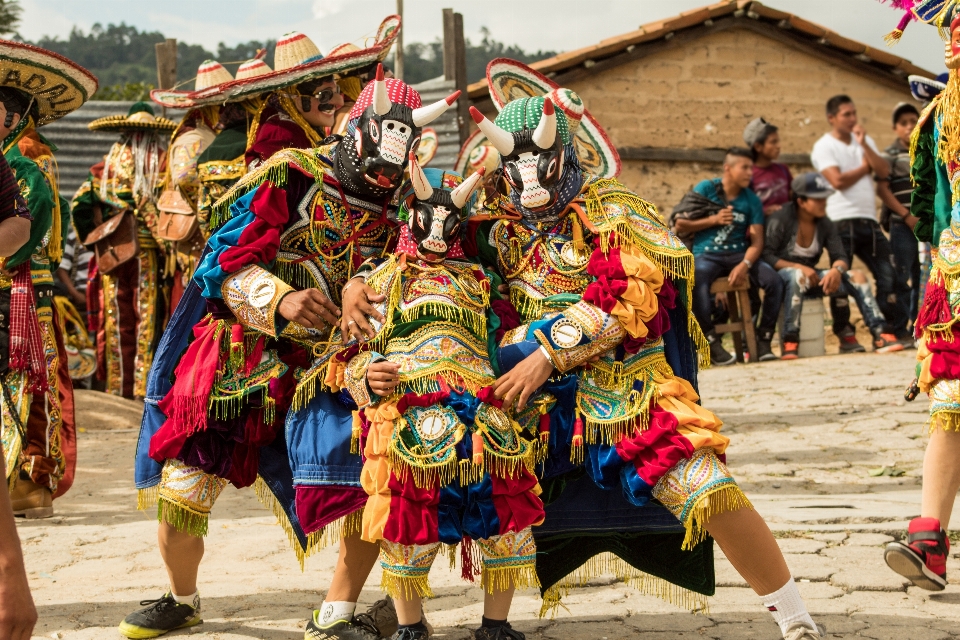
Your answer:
[546,157,557,177]
[399,126,407,134]
[387,122,395,130]
[368,120,380,143]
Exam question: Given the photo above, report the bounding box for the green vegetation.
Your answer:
[0,0,21,36]
[20,19,554,100]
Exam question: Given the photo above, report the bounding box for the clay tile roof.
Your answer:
[466,0,934,99]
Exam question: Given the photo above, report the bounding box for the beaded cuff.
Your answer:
[221,264,294,337]
[533,300,625,372]
[344,350,385,408]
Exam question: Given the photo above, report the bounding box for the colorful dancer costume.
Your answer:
[332,161,544,609]
[466,59,821,639]
[879,0,960,593]
[123,49,460,636]
[71,103,175,399]
[0,41,96,517]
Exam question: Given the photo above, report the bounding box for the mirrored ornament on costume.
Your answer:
[406,152,485,262]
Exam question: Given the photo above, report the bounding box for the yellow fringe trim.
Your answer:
[137,485,159,511]
[930,411,960,433]
[481,564,541,595]
[538,552,710,618]
[157,498,210,538]
[681,485,753,551]
[381,570,434,600]
[253,476,317,570]
[388,446,461,489]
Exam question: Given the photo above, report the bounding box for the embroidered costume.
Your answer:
[71,102,175,399]
[0,41,96,513]
[469,60,749,612]
[134,64,458,565]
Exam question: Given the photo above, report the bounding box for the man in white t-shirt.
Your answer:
[810,94,906,353]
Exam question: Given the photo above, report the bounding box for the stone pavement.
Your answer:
[18,350,960,639]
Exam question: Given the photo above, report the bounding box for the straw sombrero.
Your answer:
[416,127,439,166]
[89,101,177,133]
[150,59,243,110]
[454,128,499,179]
[0,40,97,125]
[485,58,621,178]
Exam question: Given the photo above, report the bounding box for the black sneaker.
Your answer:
[837,327,866,353]
[305,611,381,640]
[708,334,736,366]
[354,597,398,638]
[118,592,201,639]
[756,339,778,362]
[475,622,526,640]
[392,627,429,640]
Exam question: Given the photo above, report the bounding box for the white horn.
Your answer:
[412,90,460,127]
[409,152,434,201]
[469,106,514,156]
[372,63,391,116]
[450,167,485,209]
[532,97,557,150]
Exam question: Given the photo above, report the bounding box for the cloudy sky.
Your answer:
[18,0,950,74]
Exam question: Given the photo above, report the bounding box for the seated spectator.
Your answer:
[675,148,784,365]
[54,226,91,312]
[744,117,793,215]
[811,94,905,352]
[877,102,921,347]
[764,172,902,358]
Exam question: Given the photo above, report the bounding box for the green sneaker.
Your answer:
[118,592,202,639]
[304,610,380,640]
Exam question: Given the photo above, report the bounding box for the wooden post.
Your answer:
[155,38,177,116]
[395,0,404,81]
[442,9,469,143]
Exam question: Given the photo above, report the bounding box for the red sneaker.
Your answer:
[884,517,948,590]
[874,333,905,354]
[781,342,799,360]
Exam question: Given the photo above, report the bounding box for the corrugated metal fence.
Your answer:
[40,78,462,201]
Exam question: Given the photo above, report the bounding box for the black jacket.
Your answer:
[762,203,847,270]
[669,183,727,249]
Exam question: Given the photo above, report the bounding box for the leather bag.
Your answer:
[83,210,138,275]
[156,187,198,242]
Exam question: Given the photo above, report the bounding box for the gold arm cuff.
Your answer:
[220,264,294,337]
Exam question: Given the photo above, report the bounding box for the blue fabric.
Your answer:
[585,442,626,491]
[195,196,258,299]
[496,337,541,375]
[258,429,310,551]
[690,178,764,255]
[438,483,466,545]
[462,475,501,541]
[134,272,207,489]
[620,463,654,507]
[285,392,363,486]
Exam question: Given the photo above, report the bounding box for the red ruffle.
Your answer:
[491,299,521,343]
[615,405,694,486]
[382,470,440,546]
[928,332,960,380]
[490,468,545,534]
[915,279,951,337]
[296,485,369,536]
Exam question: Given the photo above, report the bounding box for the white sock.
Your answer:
[171,590,199,609]
[761,578,816,636]
[317,601,357,626]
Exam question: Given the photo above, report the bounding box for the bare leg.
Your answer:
[705,507,791,596]
[158,522,204,596]
[483,586,515,620]
[325,531,381,602]
[393,592,422,626]
[921,428,960,528]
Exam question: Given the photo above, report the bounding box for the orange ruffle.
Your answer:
[655,375,729,455]
[360,402,401,543]
[610,244,664,339]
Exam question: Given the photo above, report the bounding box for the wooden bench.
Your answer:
[710,278,758,364]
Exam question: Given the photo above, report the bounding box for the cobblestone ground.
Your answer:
[19,350,960,639]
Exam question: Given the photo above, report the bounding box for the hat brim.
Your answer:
[0,40,98,125]
[454,128,488,177]
[801,189,835,199]
[151,15,400,109]
[909,74,946,102]
[416,127,439,166]
[486,57,621,179]
[88,114,178,133]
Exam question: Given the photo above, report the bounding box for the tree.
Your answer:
[0,0,21,37]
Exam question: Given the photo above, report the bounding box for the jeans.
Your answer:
[889,220,921,327]
[779,268,886,342]
[834,218,909,335]
[693,251,784,336]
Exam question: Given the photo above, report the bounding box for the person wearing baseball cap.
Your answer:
[878,101,922,349]
[763,172,895,359]
[744,117,793,215]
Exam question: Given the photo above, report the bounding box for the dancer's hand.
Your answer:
[341,279,385,343]
[494,349,555,411]
[367,360,401,396]
[278,289,340,329]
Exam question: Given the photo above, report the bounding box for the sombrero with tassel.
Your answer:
[89,101,177,133]
[484,57,621,178]
[881,0,959,43]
